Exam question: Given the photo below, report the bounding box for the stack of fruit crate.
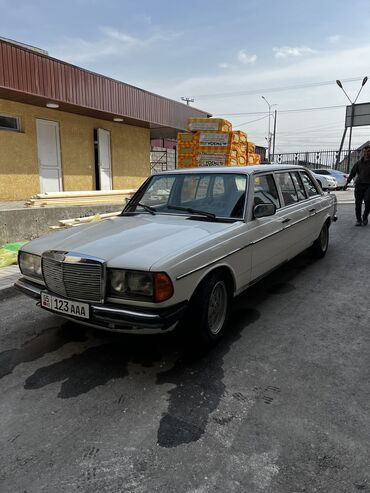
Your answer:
[177,118,261,168]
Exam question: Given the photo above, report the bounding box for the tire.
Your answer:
[187,271,231,346]
[310,222,329,258]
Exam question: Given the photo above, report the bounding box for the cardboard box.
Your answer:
[196,153,246,167]
[188,118,232,132]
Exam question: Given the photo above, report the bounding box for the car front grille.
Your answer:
[42,253,104,302]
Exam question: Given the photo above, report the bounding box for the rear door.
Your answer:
[299,170,326,241]
[273,171,309,259]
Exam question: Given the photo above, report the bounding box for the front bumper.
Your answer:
[14,278,188,334]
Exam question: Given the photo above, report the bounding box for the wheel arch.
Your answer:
[191,263,237,299]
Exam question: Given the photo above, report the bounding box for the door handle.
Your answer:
[281,218,291,224]
[309,208,316,213]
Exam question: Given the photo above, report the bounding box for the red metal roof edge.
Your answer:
[0,37,211,117]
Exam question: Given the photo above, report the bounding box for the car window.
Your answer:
[275,172,298,206]
[300,172,319,197]
[138,177,176,207]
[181,176,201,203]
[128,173,248,219]
[290,172,307,201]
[314,170,329,175]
[195,175,211,200]
[212,176,225,196]
[253,174,280,208]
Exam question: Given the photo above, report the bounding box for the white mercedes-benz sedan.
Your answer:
[16,165,337,345]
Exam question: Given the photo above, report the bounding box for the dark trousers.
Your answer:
[354,183,370,221]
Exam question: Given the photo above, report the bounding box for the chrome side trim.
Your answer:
[281,216,308,230]
[176,247,245,280]
[250,228,283,245]
[176,205,335,280]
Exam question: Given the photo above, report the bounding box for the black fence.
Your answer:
[271,149,361,173]
[150,147,362,174]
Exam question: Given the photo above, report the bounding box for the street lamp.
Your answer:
[336,77,368,172]
[261,96,276,161]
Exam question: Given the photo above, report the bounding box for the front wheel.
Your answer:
[187,272,231,346]
[310,222,329,258]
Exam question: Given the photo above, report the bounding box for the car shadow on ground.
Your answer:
[16,250,317,396]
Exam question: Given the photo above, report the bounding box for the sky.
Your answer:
[1,0,370,153]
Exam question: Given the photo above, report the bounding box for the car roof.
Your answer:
[314,168,344,173]
[158,164,308,176]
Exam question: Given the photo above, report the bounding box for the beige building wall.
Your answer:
[0,99,150,200]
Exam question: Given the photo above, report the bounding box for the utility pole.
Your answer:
[261,96,277,161]
[181,97,195,106]
[272,109,277,160]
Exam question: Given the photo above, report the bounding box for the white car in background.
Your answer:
[15,165,337,346]
[311,172,337,191]
[312,169,349,189]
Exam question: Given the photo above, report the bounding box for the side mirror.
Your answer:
[253,203,276,218]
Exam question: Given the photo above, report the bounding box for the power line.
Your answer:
[215,104,346,117]
[193,77,365,100]
[234,115,269,127]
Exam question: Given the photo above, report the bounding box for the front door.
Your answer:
[249,173,287,281]
[36,119,62,193]
[97,128,112,190]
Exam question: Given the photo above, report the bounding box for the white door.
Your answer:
[36,119,62,193]
[97,128,112,190]
[249,173,288,281]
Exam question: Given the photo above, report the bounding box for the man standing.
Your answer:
[344,145,370,226]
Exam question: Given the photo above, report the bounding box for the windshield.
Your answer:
[125,172,248,219]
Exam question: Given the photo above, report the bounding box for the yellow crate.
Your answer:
[177,155,196,168]
[247,141,256,153]
[178,143,195,155]
[195,153,247,167]
[196,131,247,148]
[247,153,261,164]
[177,132,195,143]
[229,144,247,157]
[232,131,248,144]
[188,118,232,132]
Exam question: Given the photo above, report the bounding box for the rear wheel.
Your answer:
[187,271,231,346]
[310,222,329,258]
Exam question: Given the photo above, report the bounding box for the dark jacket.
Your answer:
[348,159,370,185]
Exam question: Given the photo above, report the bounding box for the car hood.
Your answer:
[23,214,239,271]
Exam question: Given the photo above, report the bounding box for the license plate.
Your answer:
[41,292,89,319]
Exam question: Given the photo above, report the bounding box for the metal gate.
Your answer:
[271,148,361,172]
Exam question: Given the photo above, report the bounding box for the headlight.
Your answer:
[108,269,173,302]
[19,252,42,279]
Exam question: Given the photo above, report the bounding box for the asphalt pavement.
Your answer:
[1,203,370,493]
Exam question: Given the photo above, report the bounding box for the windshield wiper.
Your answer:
[136,202,157,215]
[167,205,216,220]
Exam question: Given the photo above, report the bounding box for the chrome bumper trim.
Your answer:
[14,279,43,299]
[15,278,187,332]
[92,305,160,320]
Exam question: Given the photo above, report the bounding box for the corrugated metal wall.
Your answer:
[0,39,209,129]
